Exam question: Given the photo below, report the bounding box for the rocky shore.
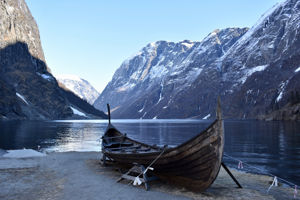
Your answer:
[0,151,296,200]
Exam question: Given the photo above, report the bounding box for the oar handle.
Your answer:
[107,104,111,124]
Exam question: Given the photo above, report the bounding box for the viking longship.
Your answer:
[101,102,224,191]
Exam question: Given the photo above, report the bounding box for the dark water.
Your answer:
[0,119,299,186]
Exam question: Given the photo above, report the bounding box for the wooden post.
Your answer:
[221,162,242,188]
[107,104,111,124]
[102,154,106,166]
[216,97,222,120]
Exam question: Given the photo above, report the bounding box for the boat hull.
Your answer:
[102,119,224,191]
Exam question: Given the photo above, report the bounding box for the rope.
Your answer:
[223,153,298,192]
[107,147,167,199]
[267,176,278,193]
[132,147,167,184]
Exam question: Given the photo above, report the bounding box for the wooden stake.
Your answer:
[221,162,242,188]
[107,103,111,124]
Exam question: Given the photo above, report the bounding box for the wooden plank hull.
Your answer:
[102,118,224,191]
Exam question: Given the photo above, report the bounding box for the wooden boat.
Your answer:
[101,101,224,191]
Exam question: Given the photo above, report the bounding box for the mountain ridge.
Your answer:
[94,27,249,118]
[94,0,300,120]
[56,74,100,105]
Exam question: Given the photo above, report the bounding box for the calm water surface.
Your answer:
[0,119,299,185]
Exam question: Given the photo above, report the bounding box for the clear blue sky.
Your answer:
[25,0,283,92]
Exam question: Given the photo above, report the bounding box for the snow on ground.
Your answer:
[138,104,145,113]
[70,106,86,117]
[239,65,268,84]
[16,92,29,105]
[156,81,164,104]
[202,114,211,120]
[37,73,53,81]
[141,112,147,119]
[56,74,82,82]
[295,67,300,73]
[181,41,195,49]
[3,149,45,158]
[116,82,136,92]
[276,80,289,102]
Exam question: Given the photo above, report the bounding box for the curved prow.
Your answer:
[216,97,222,120]
[107,104,111,124]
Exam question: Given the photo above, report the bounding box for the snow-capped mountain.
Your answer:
[94,28,248,118]
[219,0,300,120]
[95,0,300,120]
[56,75,100,105]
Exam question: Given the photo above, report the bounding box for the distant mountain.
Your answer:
[0,0,106,120]
[56,75,100,105]
[94,0,300,120]
[94,28,248,118]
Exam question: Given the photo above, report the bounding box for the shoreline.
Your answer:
[0,151,297,200]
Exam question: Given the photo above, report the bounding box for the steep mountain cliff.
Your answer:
[220,0,300,120]
[0,0,106,120]
[56,75,100,105]
[95,0,300,120]
[94,28,248,118]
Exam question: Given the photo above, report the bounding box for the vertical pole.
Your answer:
[107,104,111,124]
[216,96,222,120]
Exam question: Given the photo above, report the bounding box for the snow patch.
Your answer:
[181,42,194,49]
[247,89,253,94]
[187,68,203,81]
[203,114,211,120]
[141,112,147,119]
[295,67,300,73]
[138,104,145,113]
[116,82,136,92]
[16,93,29,105]
[156,80,164,104]
[56,74,82,82]
[276,80,289,102]
[37,73,53,81]
[3,149,46,158]
[149,65,168,79]
[239,65,268,84]
[70,106,86,117]
[163,106,168,109]
[153,116,157,119]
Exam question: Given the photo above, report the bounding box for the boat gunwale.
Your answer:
[102,119,219,157]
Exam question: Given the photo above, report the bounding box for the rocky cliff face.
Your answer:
[56,75,100,105]
[0,0,45,63]
[0,0,106,120]
[220,0,300,120]
[95,0,300,120]
[94,28,248,118]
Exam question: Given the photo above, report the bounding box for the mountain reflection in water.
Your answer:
[0,119,299,185]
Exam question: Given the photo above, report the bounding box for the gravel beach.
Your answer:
[0,151,296,200]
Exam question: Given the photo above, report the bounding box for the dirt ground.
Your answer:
[0,152,297,200]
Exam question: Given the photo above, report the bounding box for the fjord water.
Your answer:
[0,119,299,185]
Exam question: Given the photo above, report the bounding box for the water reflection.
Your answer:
[0,119,299,185]
[44,122,106,152]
